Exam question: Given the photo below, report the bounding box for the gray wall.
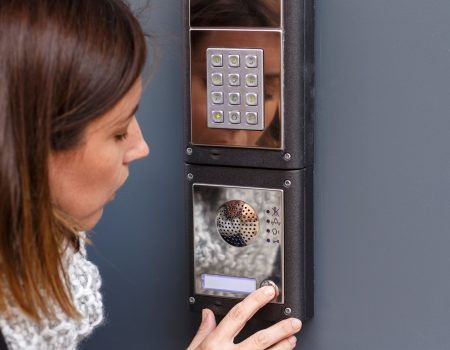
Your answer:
[84,0,450,349]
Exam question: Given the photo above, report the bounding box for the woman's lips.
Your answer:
[108,173,129,202]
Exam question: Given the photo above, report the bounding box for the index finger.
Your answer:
[214,286,276,340]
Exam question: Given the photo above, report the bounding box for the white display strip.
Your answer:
[201,274,257,294]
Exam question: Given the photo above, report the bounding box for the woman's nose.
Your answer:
[124,120,150,164]
[134,138,150,160]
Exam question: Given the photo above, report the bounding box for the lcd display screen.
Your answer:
[201,274,257,294]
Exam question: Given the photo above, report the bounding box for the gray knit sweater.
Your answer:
[0,237,104,349]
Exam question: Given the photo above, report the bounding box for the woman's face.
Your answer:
[49,79,149,230]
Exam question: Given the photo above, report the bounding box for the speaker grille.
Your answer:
[216,200,259,247]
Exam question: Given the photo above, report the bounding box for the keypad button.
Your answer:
[229,111,241,124]
[228,55,240,67]
[211,92,224,104]
[211,54,223,67]
[246,112,258,125]
[212,110,224,123]
[229,93,241,105]
[245,55,258,68]
[246,93,258,106]
[245,74,258,87]
[229,74,240,86]
[211,73,223,86]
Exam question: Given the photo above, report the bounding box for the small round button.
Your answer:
[260,280,280,299]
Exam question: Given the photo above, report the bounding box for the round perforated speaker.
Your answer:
[216,200,260,247]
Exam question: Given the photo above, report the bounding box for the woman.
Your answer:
[0,0,302,349]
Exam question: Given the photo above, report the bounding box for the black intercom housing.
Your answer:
[185,165,314,321]
[184,0,314,170]
[184,0,315,322]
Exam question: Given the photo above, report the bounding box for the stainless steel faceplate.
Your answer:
[193,184,284,303]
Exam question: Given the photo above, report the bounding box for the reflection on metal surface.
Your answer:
[193,184,284,303]
[216,200,259,247]
[190,0,282,28]
[191,30,282,149]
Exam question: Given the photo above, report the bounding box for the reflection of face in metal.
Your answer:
[191,30,282,149]
[190,0,281,28]
[190,0,283,149]
[216,200,260,247]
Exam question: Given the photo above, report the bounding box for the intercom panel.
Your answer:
[193,184,284,303]
[184,0,314,324]
[186,164,313,322]
[184,0,314,170]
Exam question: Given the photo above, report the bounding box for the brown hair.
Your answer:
[0,0,147,320]
[190,0,280,28]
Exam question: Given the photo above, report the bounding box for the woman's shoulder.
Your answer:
[0,232,104,349]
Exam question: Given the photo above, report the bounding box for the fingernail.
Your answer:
[288,336,297,346]
[291,318,302,330]
[202,309,207,321]
[263,286,275,297]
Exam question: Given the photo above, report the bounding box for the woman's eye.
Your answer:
[264,93,274,100]
[115,132,128,141]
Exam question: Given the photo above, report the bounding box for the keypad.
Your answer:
[207,48,264,131]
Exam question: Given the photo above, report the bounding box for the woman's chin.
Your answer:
[80,208,104,231]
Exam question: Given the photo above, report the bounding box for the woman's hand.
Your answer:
[187,286,302,350]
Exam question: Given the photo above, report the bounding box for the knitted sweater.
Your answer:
[0,237,104,349]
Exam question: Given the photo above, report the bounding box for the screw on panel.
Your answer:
[187,173,194,181]
[283,180,292,188]
[284,307,292,316]
[189,297,196,304]
[186,147,193,155]
[283,153,292,161]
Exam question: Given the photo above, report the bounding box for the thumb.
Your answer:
[187,309,217,350]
